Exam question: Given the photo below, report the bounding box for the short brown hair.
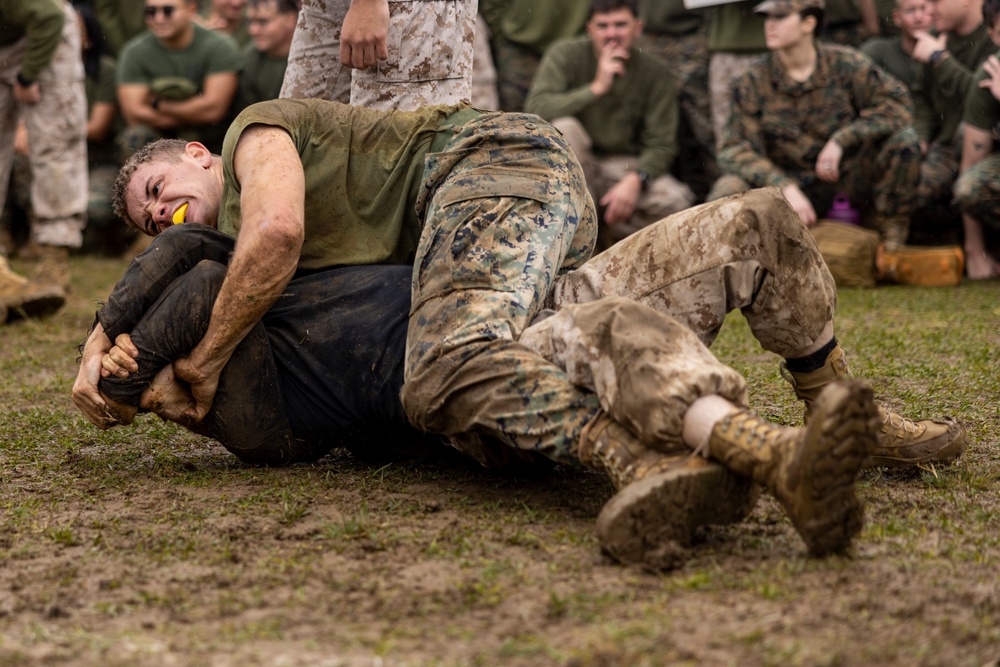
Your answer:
[112,139,188,232]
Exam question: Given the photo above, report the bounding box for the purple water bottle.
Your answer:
[826,193,860,225]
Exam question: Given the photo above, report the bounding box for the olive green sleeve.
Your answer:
[6,0,64,83]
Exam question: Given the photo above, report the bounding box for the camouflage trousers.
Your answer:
[553,117,695,241]
[640,30,715,158]
[916,140,960,207]
[403,117,836,465]
[0,0,87,249]
[279,0,475,110]
[490,35,541,113]
[708,52,762,152]
[953,152,1000,230]
[709,127,922,220]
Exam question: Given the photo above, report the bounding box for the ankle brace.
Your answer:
[784,338,838,374]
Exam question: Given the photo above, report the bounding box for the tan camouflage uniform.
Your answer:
[0,0,87,250]
[279,0,475,110]
[710,44,921,220]
[402,109,836,465]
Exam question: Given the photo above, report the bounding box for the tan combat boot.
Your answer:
[780,345,967,468]
[709,381,876,556]
[33,244,71,292]
[579,412,757,569]
[0,255,65,322]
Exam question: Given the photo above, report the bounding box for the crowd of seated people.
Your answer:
[4,0,1000,283]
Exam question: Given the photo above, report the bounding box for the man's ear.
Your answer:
[185,142,213,169]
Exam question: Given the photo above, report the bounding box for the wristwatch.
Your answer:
[930,49,948,66]
[636,169,650,191]
[15,72,33,87]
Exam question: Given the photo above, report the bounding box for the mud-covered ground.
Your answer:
[1,255,998,666]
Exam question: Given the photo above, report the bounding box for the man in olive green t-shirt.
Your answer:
[952,0,1000,279]
[235,0,298,112]
[861,0,931,92]
[117,0,241,155]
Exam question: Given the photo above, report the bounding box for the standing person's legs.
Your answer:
[24,0,88,290]
[279,0,353,102]
[350,0,476,110]
[708,53,759,152]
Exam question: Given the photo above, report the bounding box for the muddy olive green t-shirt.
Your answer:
[218,99,459,270]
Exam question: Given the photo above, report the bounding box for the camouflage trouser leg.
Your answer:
[641,31,715,158]
[279,0,351,102]
[953,153,1000,230]
[709,53,761,152]
[0,2,87,249]
[549,187,837,358]
[520,298,748,452]
[350,0,475,109]
[916,141,960,209]
[492,35,540,113]
[843,127,921,218]
[402,116,600,466]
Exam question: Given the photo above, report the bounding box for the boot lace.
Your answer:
[882,409,918,434]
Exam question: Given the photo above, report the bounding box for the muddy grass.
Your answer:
[1,255,998,666]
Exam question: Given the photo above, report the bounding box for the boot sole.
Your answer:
[790,380,877,557]
[596,458,757,570]
[4,292,66,321]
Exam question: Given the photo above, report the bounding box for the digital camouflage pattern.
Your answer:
[404,130,839,465]
[716,44,920,217]
[280,0,474,110]
[0,0,87,249]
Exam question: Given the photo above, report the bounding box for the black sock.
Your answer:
[784,337,838,373]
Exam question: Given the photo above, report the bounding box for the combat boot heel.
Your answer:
[580,412,757,569]
[708,381,877,556]
[780,344,967,467]
[0,255,65,322]
[33,244,71,292]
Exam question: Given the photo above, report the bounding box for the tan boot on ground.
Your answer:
[33,244,71,292]
[780,345,967,468]
[709,381,876,556]
[0,255,65,322]
[580,412,757,569]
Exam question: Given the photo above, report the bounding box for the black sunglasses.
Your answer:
[144,5,176,18]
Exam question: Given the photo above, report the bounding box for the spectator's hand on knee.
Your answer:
[341,0,390,69]
[816,140,843,184]
[781,184,817,226]
[600,173,641,226]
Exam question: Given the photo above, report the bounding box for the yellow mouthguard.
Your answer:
[172,203,189,225]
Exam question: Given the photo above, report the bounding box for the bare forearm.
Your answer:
[158,95,231,125]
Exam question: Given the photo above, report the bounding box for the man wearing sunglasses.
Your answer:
[116,0,241,159]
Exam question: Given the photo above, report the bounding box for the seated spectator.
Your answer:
[116,0,241,157]
[820,0,880,46]
[525,0,694,243]
[952,0,1000,278]
[77,4,130,253]
[199,0,252,47]
[235,0,299,111]
[861,0,931,91]
[908,0,992,244]
[709,0,921,251]
[479,0,591,112]
[639,0,718,200]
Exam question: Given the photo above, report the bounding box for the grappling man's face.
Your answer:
[126,154,220,237]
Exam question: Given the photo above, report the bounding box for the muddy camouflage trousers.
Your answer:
[403,113,838,466]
